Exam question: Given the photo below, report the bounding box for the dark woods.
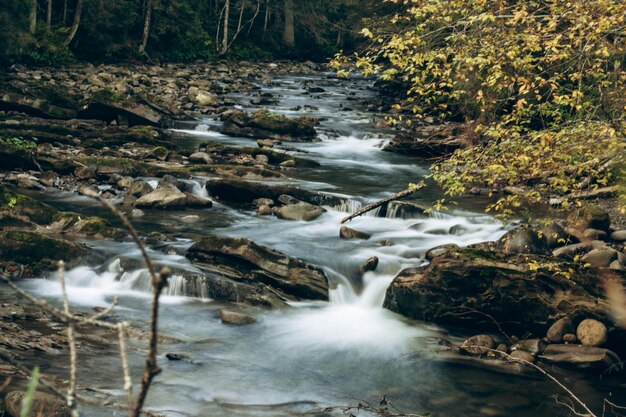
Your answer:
[0,0,386,65]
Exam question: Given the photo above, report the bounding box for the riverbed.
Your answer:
[12,73,624,417]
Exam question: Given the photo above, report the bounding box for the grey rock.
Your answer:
[497,226,550,255]
[510,350,536,363]
[127,180,154,197]
[362,256,379,273]
[425,244,460,261]
[5,391,71,417]
[257,205,273,215]
[552,242,593,260]
[134,184,187,209]
[189,152,212,164]
[220,309,257,325]
[512,338,546,355]
[581,248,618,268]
[540,344,621,369]
[275,202,324,221]
[252,198,274,207]
[567,205,610,232]
[611,230,626,242]
[185,193,213,208]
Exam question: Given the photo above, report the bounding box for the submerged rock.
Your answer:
[220,309,257,325]
[187,236,329,301]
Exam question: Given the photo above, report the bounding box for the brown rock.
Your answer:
[510,350,536,363]
[219,309,257,325]
[576,319,608,347]
[546,317,574,343]
[460,334,495,356]
[563,333,577,343]
[5,391,71,417]
[339,226,371,240]
[361,256,379,272]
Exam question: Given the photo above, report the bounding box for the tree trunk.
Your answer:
[47,0,52,31]
[139,0,153,53]
[221,0,230,53]
[65,0,82,46]
[263,0,269,35]
[63,0,67,25]
[282,0,294,47]
[29,0,37,34]
[236,0,245,34]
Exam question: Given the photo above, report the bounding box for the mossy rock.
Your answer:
[567,205,610,232]
[51,212,126,240]
[0,185,57,224]
[0,230,85,270]
[149,146,170,161]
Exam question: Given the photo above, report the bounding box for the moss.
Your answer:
[0,230,83,266]
[52,212,126,240]
[90,88,131,106]
[0,185,58,224]
[149,146,170,160]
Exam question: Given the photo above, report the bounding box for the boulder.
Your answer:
[4,391,71,417]
[362,256,379,272]
[383,124,466,157]
[275,202,324,221]
[576,319,608,347]
[546,317,574,343]
[134,184,187,209]
[540,344,621,369]
[497,226,550,255]
[220,109,317,141]
[509,350,535,363]
[539,222,576,248]
[511,339,545,355]
[187,236,329,301]
[383,248,617,336]
[219,309,257,325]
[339,226,371,240]
[0,230,84,270]
[257,205,272,216]
[425,244,460,261]
[581,249,618,268]
[127,180,154,198]
[553,242,593,260]
[567,205,610,232]
[459,334,495,356]
[611,230,626,242]
[189,152,212,164]
[184,193,213,208]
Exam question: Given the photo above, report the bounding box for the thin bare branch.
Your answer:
[58,260,79,417]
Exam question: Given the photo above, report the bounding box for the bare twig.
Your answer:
[58,260,79,417]
[341,181,426,224]
[117,322,133,415]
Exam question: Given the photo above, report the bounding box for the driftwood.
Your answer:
[340,181,426,224]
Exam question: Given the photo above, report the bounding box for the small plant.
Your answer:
[1,136,37,150]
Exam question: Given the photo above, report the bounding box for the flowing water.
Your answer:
[14,74,624,416]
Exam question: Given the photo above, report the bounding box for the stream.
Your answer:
[13,73,622,416]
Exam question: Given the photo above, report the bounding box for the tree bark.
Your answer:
[47,0,52,31]
[282,0,294,46]
[221,0,230,53]
[65,0,82,46]
[236,0,245,34]
[63,0,67,25]
[29,0,37,34]
[263,0,269,36]
[139,0,153,53]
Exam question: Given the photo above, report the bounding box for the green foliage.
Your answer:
[0,136,37,150]
[342,0,626,213]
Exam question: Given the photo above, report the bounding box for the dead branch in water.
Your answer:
[341,181,426,224]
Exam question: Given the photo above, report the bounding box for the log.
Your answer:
[340,181,426,224]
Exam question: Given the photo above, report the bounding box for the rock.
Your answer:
[563,333,577,343]
[540,344,621,369]
[583,228,608,241]
[362,256,379,272]
[188,88,217,107]
[383,124,466,157]
[383,248,616,336]
[184,193,213,208]
[567,205,610,232]
[611,230,626,242]
[134,184,187,209]
[255,154,269,164]
[459,334,495,356]
[339,226,371,240]
[497,226,550,255]
[512,339,546,355]
[425,244,460,261]
[220,109,317,141]
[252,198,274,207]
[149,146,169,161]
[576,319,608,347]
[509,350,535,363]
[189,152,212,164]
[257,205,273,215]
[219,309,257,325]
[158,174,181,189]
[539,222,575,248]
[117,176,135,190]
[609,260,625,271]
[553,242,593,260]
[5,391,71,417]
[187,236,329,301]
[165,353,188,361]
[0,90,77,120]
[275,202,324,221]
[279,159,296,167]
[257,139,276,148]
[496,343,509,354]
[546,317,574,343]
[131,209,145,218]
[127,180,154,197]
[0,230,84,271]
[581,248,618,268]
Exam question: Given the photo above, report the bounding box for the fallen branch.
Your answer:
[341,181,426,224]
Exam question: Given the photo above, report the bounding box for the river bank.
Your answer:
[1,61,625,417]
